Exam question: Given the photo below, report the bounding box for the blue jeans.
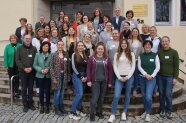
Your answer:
[71,72,86,113]
[111,76,134,114]
[157,75,173,113]
[54,73,64,107]
[139,76,156,114]
[133,64,140,91]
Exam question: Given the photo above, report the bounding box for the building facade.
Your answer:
[0,0,186,79]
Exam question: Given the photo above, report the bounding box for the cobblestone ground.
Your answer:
[1,103,186,123]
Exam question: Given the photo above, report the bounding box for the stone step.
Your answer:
[0,83,183,105]
[1,90,186,116]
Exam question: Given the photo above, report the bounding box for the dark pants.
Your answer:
[90,81,107,115]
[37,77,51,106]
[8,67,19,94]
[19,72,35,107]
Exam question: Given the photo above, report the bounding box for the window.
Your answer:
[181,0,186,24]
[155,0,172,25]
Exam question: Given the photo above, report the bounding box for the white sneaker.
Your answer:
[121,112,127,121]
[133,90,137,97]
[69,113,81,120]
[76,110,86,117]
[140,112,146,119]
[145,114,150,122]
[69,113,74,119]
[108,114,115,123]
[36,88,39,93]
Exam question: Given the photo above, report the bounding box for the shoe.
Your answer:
[145,114,150,122]
[140,112,146,119]
[65,88,73,94]
[90,114,95,122]
[69,112,81,120]
[55,106,63,116]
[166,112,173,119]
[96,112,104,119]
[40,106,44,114]
[121,112,127,121]
[108,114,115,123]
[76,110,86,117]
[59,104,67,114]
[29,105,36,111]
[45,106,50,114]
[23,106,28,112]
[159,111,165,118]
[133,90,137,97]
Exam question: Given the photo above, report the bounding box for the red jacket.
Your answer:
[86,55,113,85]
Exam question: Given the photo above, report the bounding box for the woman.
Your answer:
[62,15,71,26]
[140,24,150,41]
[98,15,110,32]
[55,10,65,29]
[44,25,51,38]
[62,27,77,58]
[48,28,62,53]
[120,21,131,40]
[83,33,95,57]
[69,41,87,120]
[129,28,143,97]
[157,36,179,119]
[99,21,112,46]
[138,41,160,122]
[48,20,57,30]
[4,34,22,98]
[33,42,51,114]
[50,40,70,116]
[15,18,27,44]
[91,8,103,32]
[86,22,99,45]
[25,23,35,40]
[108,39,135,122]
[120,10,138,31]
[60,22,69,38]
[87,42,112,121]
[78,15,89,41]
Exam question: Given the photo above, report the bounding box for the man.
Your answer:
[35,15,47,32]
[110,8,125,32]
[16,35,37,112]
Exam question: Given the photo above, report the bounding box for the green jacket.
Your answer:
[16,44,37,72]
[33,52,51,78]
[4,43,22,68]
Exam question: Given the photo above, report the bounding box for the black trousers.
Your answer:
[8,67,19,94]
[19,72,35,106]
[37,77,51,106]
[90,81,107,115]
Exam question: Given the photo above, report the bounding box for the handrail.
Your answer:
[179,58,184,63]
[10,74,19,115]
[180,69,186,75]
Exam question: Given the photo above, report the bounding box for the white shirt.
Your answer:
[116,16,119,24]
[113,52,136,80]
[32,38,48,52]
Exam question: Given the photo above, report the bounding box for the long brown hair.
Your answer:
[131,28,143,44]
[75,41,87,62]
[117,39,132,63]
[66,27,77,50]
[94,42,107,58]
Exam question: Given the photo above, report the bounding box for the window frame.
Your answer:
[180,0,186,25]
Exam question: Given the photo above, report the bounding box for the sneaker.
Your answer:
[90,114,95,122]
[145,114,150,122]
[121,112,127,121]
[69,112,81,120]
[140,112,146,119]
[23,106,28,112]
[133,90,137,97]
[36,88,39,94]
[108,114,115,123]
[159,111,165,118]
[29,105,36,111]
[76,110,86,117]
[96,112,104,119]
[166,112,173,119]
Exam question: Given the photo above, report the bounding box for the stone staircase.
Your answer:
[0,57,186,116]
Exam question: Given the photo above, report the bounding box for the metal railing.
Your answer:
[10,74,19,115]
[179,59,186,75]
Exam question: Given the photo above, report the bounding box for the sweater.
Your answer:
[15,44,37,72]
[33,53,51,78]
[4,43,22,68]
[138,52,160,78]
[158,48,179,78]
[113,52,136,80]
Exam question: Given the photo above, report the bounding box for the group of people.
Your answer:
[4,7,179,122]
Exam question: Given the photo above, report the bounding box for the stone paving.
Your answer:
[1,103,186,123]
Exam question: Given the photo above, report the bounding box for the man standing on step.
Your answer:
[16,34,37,112]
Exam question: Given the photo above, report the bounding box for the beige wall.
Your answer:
[0,0,34,40]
